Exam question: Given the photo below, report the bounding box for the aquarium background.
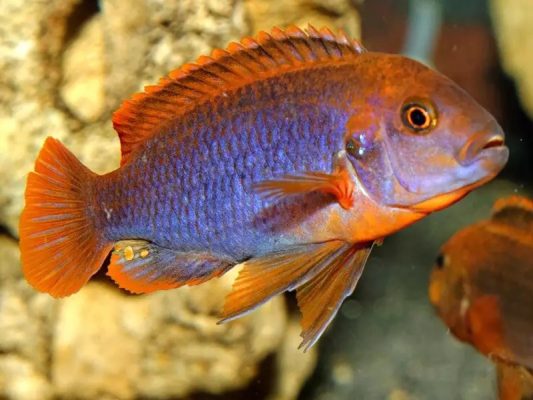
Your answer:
[0,0,531,399]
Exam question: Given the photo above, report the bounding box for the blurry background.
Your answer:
[0,0,531,399]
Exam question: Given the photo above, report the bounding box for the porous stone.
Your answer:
[0,237,56,400]
[60,15,106,123]
[52,272,287,399]
[244,0,360,37]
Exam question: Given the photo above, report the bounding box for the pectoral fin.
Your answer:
[466,295,509,359]
[108,240,235,293]
[254,169,354,209]
[296,242,374,351]
[219,240,348,322]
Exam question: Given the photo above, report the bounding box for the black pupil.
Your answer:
[435,254,445,269]
[410,108,427,127]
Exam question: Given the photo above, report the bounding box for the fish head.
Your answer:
[345,54,509,212]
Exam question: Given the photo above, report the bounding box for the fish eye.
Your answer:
[401,99,437,133]
[435,253,445,269]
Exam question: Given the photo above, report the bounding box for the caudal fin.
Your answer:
[19,137,113,297]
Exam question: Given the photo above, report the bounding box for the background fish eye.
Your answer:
[435,253,445,269]
[401,98,438,133]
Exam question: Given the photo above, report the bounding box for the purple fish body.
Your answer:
[96,69,351,260]
[19,27,508,349]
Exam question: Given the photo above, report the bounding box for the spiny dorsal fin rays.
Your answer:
[112,25,366,165]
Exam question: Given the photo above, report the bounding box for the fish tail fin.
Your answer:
[19,137,113,298]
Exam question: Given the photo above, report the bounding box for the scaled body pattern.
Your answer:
[20,26,508,349]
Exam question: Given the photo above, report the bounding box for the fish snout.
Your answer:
[457,120,508,167]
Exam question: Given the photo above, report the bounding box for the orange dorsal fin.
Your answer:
[112,25,365,165]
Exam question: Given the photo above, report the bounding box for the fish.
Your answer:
[20,25,509,350]
[429,196,533,399]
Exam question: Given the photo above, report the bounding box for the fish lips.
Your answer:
[448,118,509,188]
[454,142,509,184]
[457,124,509,171]
[407,144,509,213]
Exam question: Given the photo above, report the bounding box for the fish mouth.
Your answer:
[409,124,509,212]
[457,121,508,168]
[408,149,509,214]
[481,136,505,150]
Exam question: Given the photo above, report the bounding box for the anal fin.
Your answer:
[108,240,235,294]
[296,242,374,351]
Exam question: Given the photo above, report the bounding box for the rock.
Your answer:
[52,272,287,399]
[490,0,533,118]
[0,237,57,400]
[0,356,53,400]
[244,0,360,37]
[0,0,87,234]
[60,15,106,123]
[100,0,247,113]
[268,318,318,400]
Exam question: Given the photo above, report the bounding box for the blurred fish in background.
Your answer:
[429,196,533,400]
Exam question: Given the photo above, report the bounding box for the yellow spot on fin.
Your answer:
[124,246,134,261]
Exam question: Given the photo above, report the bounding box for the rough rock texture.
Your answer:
[0,0,360,398]
[245,0,360,37]
[52,273,286,399]
[0,237,57,400]
[0,238,290,400]
[490,0,533,118]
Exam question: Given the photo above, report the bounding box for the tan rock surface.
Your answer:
[0,0,361,397]
[0,237,57,400]
[52,274,287,399]
[490,0,533,118]
[245,0,360,37]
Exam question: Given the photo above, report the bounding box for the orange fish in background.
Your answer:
[20,26,508,350]
[429,196,533,399]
